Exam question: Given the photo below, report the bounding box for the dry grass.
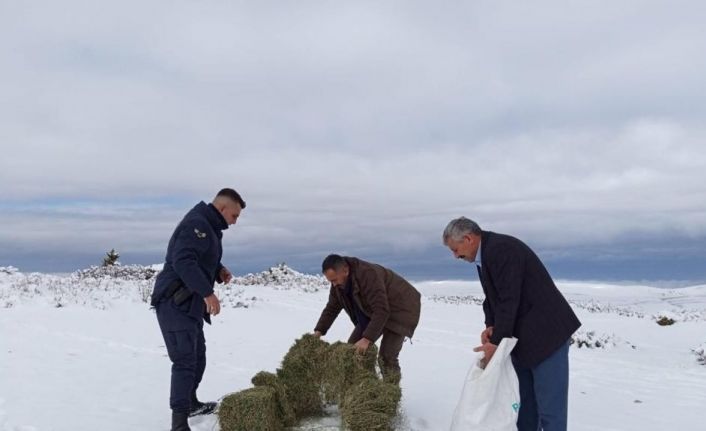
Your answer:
[219,386,283,431]
[218,333,401,430]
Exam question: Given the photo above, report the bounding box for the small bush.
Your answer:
[570,330,636,349]
[102,249,120,267]
[656,316,676,326]
[0,266,19,275]
[76,264,158,281]
[692,344,705,365]
[571,330,609,348]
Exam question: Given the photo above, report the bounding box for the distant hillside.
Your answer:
[0,263,328,309]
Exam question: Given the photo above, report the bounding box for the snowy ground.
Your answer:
[1,265,705,430]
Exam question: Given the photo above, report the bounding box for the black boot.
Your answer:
[189,399,218,417]
[190,392,218,417]
[171,410,191,431]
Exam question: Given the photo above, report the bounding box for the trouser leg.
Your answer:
[378,330,405,384]
[533,341,570,431]
[163,328,198,413]
[514,359,539,431]
[191,325,206,401]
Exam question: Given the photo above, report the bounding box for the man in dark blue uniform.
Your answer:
[443,217,580,431]
[151,188,245,431]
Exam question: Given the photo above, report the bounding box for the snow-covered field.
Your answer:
[1,264,705,431]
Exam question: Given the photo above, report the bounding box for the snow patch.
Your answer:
[0,263,325,310]
[426,294,484,306]
[1,273,706,430]
[233,263,328,292]
[570,330,636,350]
[0,266,19,275]
[570,299,645,318]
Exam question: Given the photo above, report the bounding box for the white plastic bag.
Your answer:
[450,337,520,431]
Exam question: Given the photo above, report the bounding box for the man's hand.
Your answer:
[219,266,233,284]
[480,326,494,344]
[354,338,371,355]
[204,294,221,316]
[313,331,323,338]
[473,342,498,369]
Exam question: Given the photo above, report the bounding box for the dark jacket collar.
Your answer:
[481,230,491,249]
[480,230,492,262]
[195,201,228,231]
[342,256,360,292]
[476,231,491,280]
[343,256,358,269]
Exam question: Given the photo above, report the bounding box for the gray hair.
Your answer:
[443,217,482,244]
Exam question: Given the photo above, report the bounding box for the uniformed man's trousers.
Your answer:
[157,302,207,413]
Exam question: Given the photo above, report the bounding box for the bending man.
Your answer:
[314,254,421,384]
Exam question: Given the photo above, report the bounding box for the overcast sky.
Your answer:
[1,1,705,283]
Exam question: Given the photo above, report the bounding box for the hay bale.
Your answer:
[251,371,296,426]
[220,333,400,430]
[218,386,283,431]
[276,333,330,417]
[341,377,402,431]
[323,341,378,405]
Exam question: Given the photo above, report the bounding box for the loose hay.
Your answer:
[323,341,378,405]
[219,333,402,431]
[341,377,402,431]
[251,371,297,426]
[381,366,401,386]
[276,333,330,416]
[219,386,283,431]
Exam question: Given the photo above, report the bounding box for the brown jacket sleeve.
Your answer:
[314,286,343,335]
[359,268,391,342]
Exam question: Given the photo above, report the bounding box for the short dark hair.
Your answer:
[322,254,347,273]
[216,188,246,209]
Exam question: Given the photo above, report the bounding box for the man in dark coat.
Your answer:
[443,217,580,431]
[151,188,245,431]
[314,254,421,383]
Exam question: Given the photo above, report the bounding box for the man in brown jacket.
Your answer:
[314,254,421,383]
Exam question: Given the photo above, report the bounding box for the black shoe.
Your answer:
[189,400,218,417]
[171,411,191,431]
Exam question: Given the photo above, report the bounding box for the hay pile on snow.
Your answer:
[276,334,329,417]
[218,334,401,431]
[219,386,283,431]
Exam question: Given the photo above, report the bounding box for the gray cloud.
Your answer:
[1,1,705,279]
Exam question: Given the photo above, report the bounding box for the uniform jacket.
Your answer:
[478,231,581,368]
[315,257,421,342]
[151,201,228,324]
